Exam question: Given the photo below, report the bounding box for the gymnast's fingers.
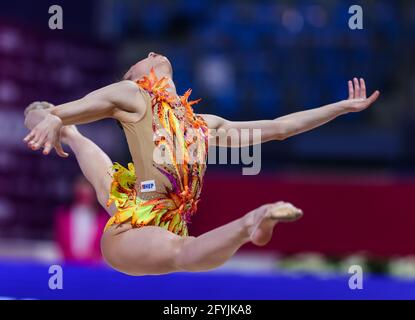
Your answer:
[348,80,354,99]
[30,134,47,150]
[360,78,366,99]
[54,142,69,158]
[367,90,380,105]
[23,130,35,143]
[353,77,360,99]
[43,142,53,155]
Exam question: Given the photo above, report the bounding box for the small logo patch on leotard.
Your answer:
[140,180,156,192]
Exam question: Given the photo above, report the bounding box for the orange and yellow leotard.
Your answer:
[104,70,209,236]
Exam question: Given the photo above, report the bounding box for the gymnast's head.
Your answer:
[123,52,173,81]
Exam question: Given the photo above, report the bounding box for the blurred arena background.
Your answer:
[0,0,415,299]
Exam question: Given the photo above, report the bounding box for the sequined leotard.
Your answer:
[104,69,209,236]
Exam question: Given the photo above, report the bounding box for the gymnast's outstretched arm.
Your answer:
[23,80,146,157]
[202,78,380,147]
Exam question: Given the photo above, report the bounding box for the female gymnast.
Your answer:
[23,52,379,275]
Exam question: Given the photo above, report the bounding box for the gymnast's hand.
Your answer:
[23,113,69,157]
[342,77,380,113]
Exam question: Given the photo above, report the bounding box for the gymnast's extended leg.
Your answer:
[101,201,302,275]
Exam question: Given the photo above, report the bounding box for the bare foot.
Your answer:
[24,101,54,117]
[24,101,54,131]
[246,201,303,246]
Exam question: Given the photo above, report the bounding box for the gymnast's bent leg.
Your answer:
[24,103,113,213]
[60,126,113,211]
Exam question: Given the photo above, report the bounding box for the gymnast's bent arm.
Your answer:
[23,80,146,156]
[202,78,380,147]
